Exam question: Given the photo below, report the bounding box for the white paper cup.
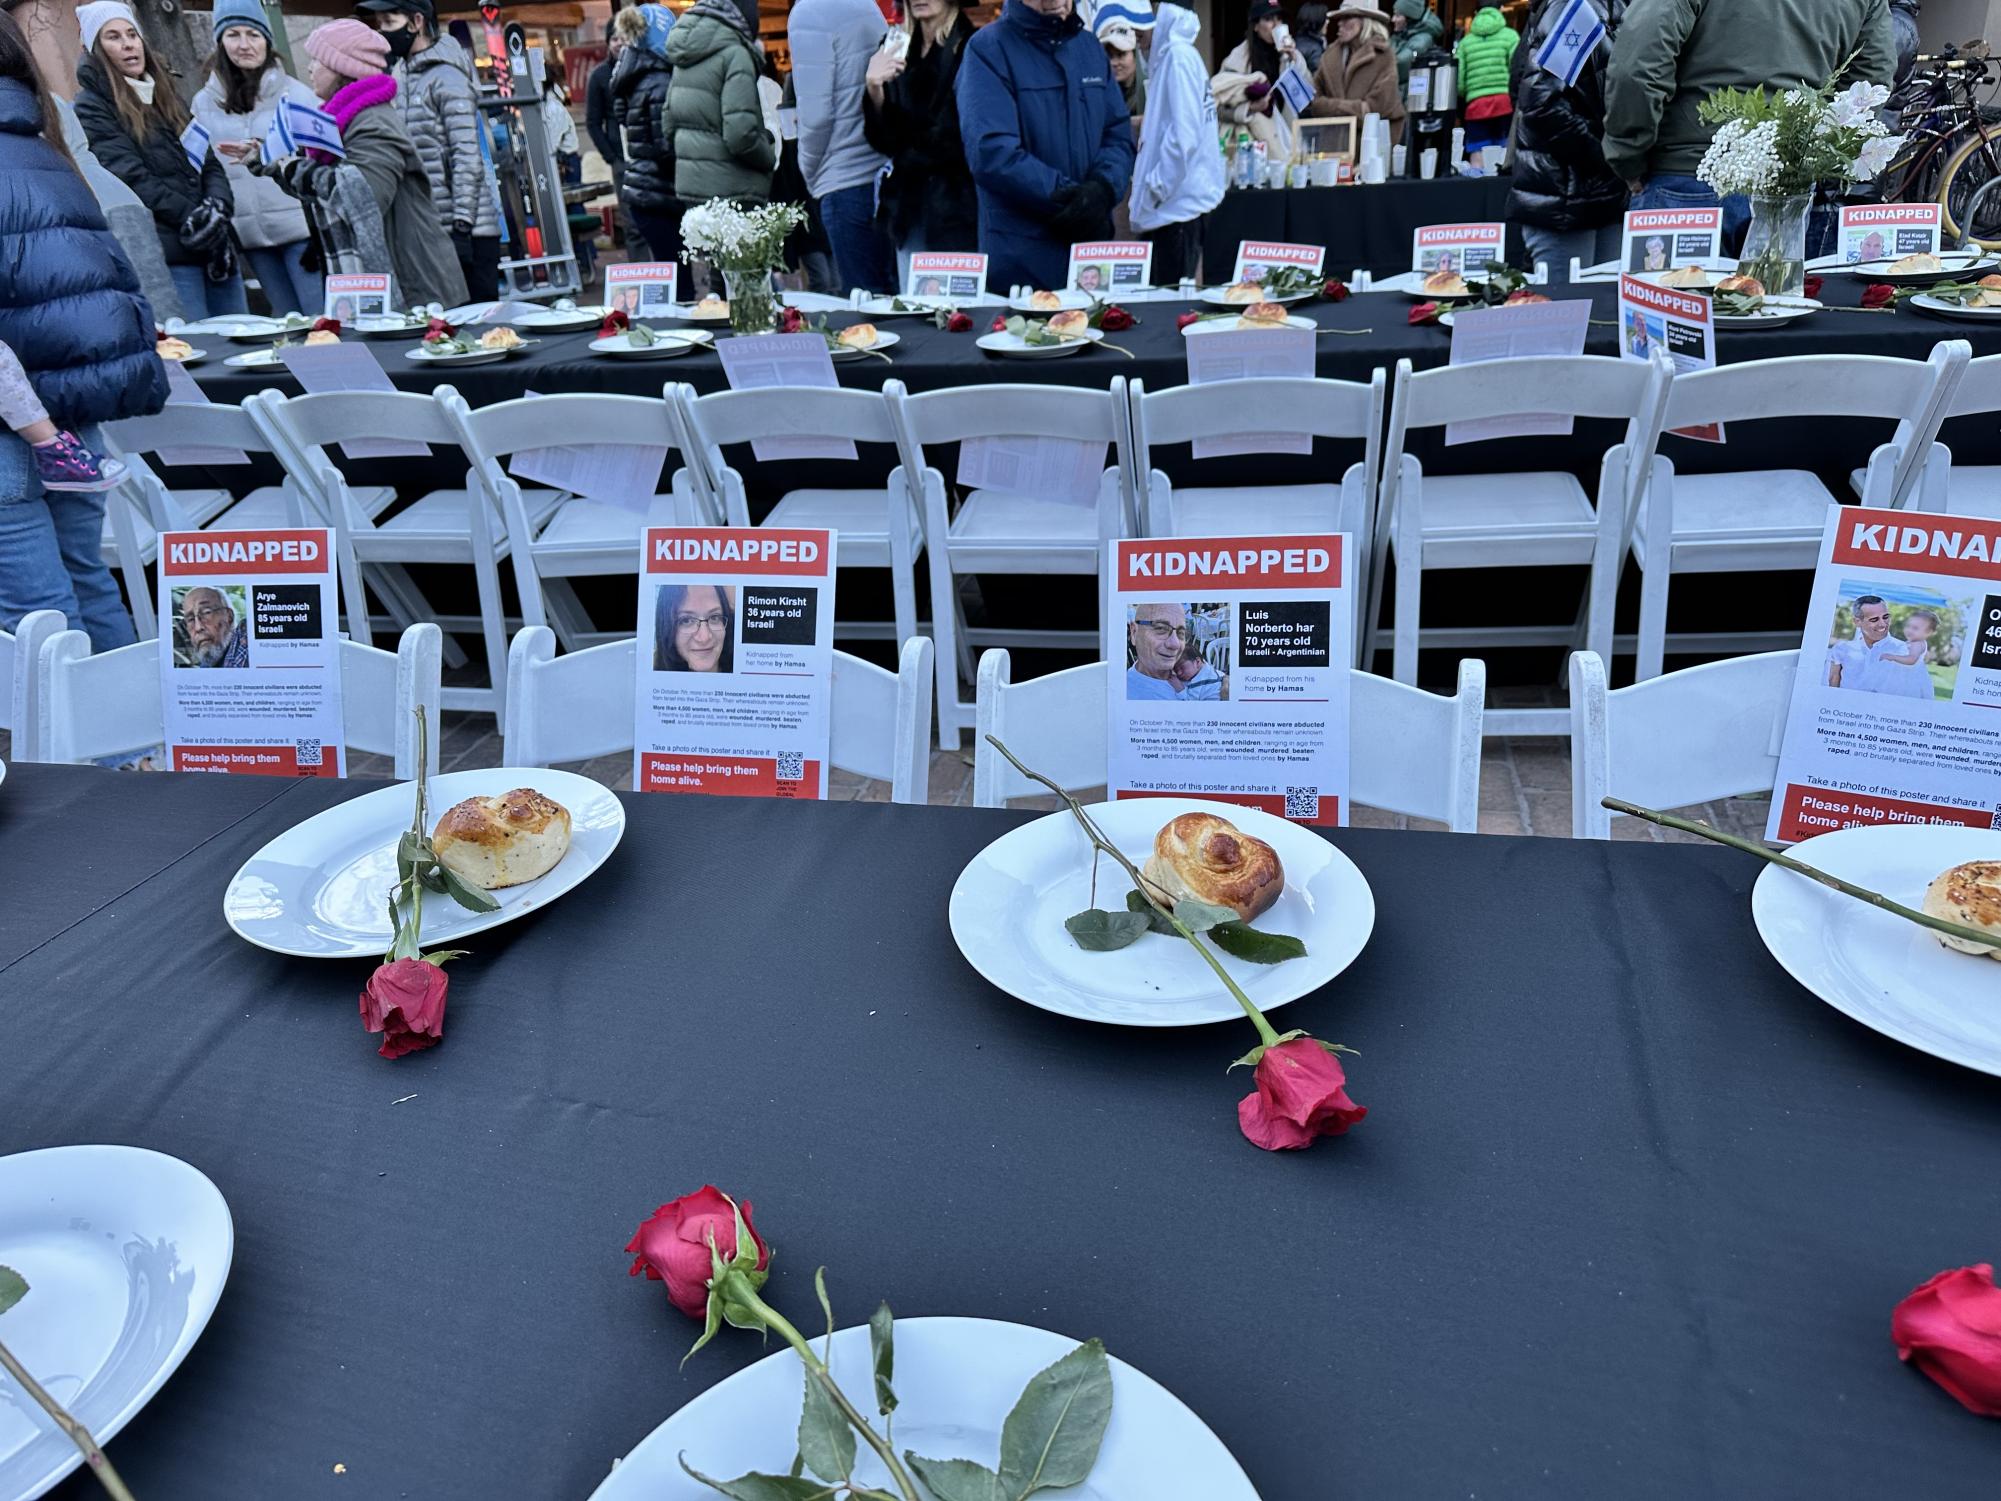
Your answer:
[1289,164,1310,189]
[1391,145,1407,176]
[1310,157,1337,187]
[1420,148,1438,180]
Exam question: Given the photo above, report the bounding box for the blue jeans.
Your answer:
[0,425,136,652]
[1521,222,1625,281]
[166,263,248,321]
[818,182,898,296]
[243,241,322,317]
[1629,174,1837,260]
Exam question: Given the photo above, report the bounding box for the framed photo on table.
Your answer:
[1294,117,1358,165]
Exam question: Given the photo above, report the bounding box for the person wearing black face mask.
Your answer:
[356,0,503,297]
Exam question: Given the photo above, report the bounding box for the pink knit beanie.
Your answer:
[304,18,391,80]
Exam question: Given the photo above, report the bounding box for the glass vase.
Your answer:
[721,267,778,335]
[1737,193,1811,298]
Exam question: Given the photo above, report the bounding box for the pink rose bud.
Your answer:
[1893,1264,2001,1416]
[1238,1037,1367,1151]
[627,1186,771,1320]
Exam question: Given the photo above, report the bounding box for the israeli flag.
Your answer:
[1532,0,1606,90]
[179,118,210,171]
[263,99,346,161]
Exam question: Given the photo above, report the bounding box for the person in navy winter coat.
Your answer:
[957,0,1136,292]
[0,8,163,651]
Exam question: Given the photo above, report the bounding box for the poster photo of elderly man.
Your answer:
[172,584,250,669]
[1126,601,1231,702]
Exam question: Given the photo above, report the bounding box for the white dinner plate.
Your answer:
[1010,289,1097,313]
[587,1317,1256,1501]
[828,329,901,359]
[1181,314,1317,334]
[176,314,284,339]
[1198,285,1321,307]
[588,329,713,358]
[223,767,626,958]
[1712,296,1822,328]
[857,294,960,317]
[158,347,208,367]
[949,797,1374,1026]
[221,347,290,370]
[401,340,538,366]
[1369,269,1500,300]
[1908,292,2001,321]
[512,305,611,331]
[1808,248,2001,283]
[0,1146,232,1501]
[665,302,733,322]
[976,327,1104,359]
[1751,822,2001,1075]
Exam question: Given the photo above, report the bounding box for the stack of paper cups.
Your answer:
[1450,126,1466,173]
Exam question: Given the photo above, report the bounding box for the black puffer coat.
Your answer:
[73,56,233,267]
[1507,0,1626,233]
[863,13,980,251]
[612,42,675,215]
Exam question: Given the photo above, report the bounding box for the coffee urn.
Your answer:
[1404,48,1457,178]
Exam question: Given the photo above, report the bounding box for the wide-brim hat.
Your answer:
[1332,0,1391,21]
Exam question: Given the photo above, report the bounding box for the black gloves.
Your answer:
[179,197,230,254]
[205,235,238,285]
[1048,177,1114,238]
[269,156,329,200]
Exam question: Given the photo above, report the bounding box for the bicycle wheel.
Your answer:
[1940,132,2001,246]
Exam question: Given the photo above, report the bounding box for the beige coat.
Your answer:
[1305,31,1406,144]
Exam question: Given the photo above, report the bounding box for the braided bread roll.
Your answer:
[1140,812,1284,924]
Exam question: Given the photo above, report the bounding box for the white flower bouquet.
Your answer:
[1695,77,1902,199]
[678,197,808,273]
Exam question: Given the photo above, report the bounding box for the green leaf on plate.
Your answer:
[903,1454,1003,1501]
[796,1367,855,1483]
[870,1300,897,1415]
[0,1265,26,1316]
[677,1457,842,1500]
[1062,908,1150,952]
[1208,922,1307,964]
[1171,899,1239,934]
[814,1266,835,1357]
[436,862,500,913]
[996,1338,1114,1498]
[395,829,422,886]
[1123,889,1178,935]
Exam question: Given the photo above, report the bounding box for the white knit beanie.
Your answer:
[78,0,140,56]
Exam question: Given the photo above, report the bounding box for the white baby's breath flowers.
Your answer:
[677,197,809,271]
[1698,118,1782,198]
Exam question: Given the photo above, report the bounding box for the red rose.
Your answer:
[946,310,973,332]
[598,309,630,338]
[1175,311,1201,330]
[777,305,806,334]
[1893,1264,2001,1416]
[1408,301,1441,326]
[627,1186,771,1319]
[1803,275,1824,299]
[311,316,343,335]
[358,957,449,1060]
[1238,1037,1367,1150]
[1862,283,1897,309]
[1099,305,1134,332]
[1322,278,1351,302]
[990,314,1008,332]
[424,316,456,338]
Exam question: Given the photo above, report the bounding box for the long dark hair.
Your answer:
[207,30,277,116]
[653,583,737,672]
[90,27,192,141]
[0,7,76,169]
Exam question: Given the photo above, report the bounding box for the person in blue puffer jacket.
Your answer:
[957,0,1136,292]
[0,6,163,651]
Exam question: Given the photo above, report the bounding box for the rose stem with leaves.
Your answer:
[1603,797,2001,953]
[0,1340,136,1501]
[984,734,1282,1048]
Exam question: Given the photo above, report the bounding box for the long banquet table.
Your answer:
[1200,174,1517,281]
[6,761,1999,1499]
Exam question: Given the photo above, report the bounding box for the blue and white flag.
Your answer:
[263,98,346,161]
[1532,0,1606,90]
[179,118,211,171]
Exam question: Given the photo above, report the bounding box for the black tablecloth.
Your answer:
[1201,175,1516,282]
[6,763,1998,1499]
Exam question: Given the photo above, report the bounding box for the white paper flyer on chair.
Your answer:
[157,527,345,776]
[1767,506,2001,842]
[1107,534,1351,826]
[634,526,836,799]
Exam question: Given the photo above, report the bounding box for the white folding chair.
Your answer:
[36,621,441,775]
[672,384,925,652]
[500,626,934,804]
[250,386,541,716]
[1376,354,1674,733]
[0,609,64,761]
[1568,648,1796,839]
[100,398,360,640]
[885,378,1135,749]
[441,390,697,650]
[779,290,862,313]
[971,648,1486,831]
[1632,344,1967,680]
[1890,350,2001,514]
[1129,372,1386,665]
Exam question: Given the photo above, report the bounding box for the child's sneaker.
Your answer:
[33,431,127,493]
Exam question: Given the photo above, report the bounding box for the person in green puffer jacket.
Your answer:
[1390,0,1442,90]
[1454,0,1517,162]
[665,0,776,204]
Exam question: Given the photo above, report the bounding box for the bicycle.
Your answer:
[1879,45,2001,247]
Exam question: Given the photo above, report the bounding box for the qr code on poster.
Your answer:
[296,738,323,768]
[1990,805,2001,830]
[777,750,804,782]
[1285,785,1317,819]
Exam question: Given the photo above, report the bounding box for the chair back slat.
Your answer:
[1401,355,1659,429]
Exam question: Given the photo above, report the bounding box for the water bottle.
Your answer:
[1234,131,1254,191]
